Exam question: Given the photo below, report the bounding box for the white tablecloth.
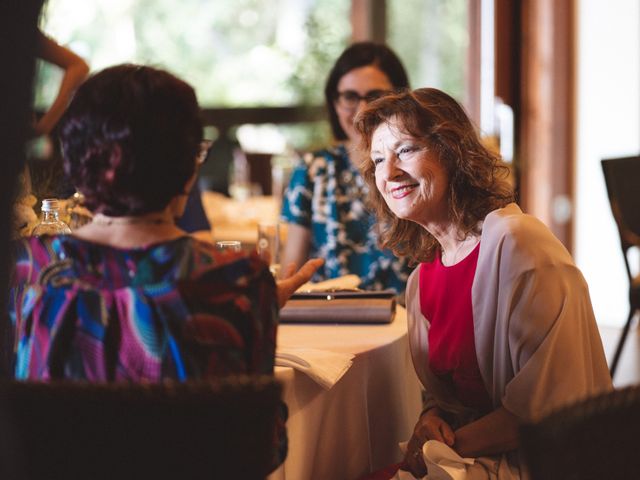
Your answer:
[269,307,423,480]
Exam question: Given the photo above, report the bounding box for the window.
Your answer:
[387,0,468,100]
[36,0,350,109]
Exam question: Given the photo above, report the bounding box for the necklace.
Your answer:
[91,213,174,226]
[441,235,479,266]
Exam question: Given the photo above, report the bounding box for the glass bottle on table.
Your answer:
[32,198,72,236]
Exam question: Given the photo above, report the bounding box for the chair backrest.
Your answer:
[520,385,640,480]
[0,376,281,480]
[601,156,640,260]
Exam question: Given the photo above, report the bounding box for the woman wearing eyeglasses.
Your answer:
[281,42,412,292]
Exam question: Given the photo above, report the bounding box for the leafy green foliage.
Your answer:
[388,0,467,100]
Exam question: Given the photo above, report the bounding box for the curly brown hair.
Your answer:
[59,64,202,216]
[354,88,514,264]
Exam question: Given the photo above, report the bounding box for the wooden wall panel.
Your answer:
[519,0,576,249]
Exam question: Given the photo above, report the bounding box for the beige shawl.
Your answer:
[406,203,612,479]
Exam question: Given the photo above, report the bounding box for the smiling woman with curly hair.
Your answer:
[354,87,611,479]
[357,87,514,266]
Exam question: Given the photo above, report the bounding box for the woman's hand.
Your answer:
[276,258,324,308]
[403,408,455,477]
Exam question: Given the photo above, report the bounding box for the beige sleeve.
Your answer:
[500,263,612,421]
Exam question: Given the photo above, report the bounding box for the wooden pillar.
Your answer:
[466,0,482,124]
[495,0,520,109]
[494,0,522,193]
[351,0,386,43]
[519,0,575,249]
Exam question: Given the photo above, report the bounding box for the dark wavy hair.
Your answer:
[355,88,515,264]
[325,42,409,141]
[58,64,202,216]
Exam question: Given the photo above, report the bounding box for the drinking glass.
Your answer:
[257,222,280,277]
[215,240,242,252]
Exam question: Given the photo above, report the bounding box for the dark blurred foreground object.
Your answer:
[0,376,281,480]
[0,0,45,378]
[520,384,640,480]
[601,155,640,377]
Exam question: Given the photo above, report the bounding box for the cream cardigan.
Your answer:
[405,203,612,478]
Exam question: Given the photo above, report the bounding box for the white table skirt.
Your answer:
[269,308,422,480]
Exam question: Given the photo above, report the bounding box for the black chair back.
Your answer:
[601,155,640,376]
[520,385,640,480]
[0,376,281,480]
[602,156,640,268]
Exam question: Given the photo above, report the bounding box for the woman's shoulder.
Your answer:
[481,203,574,268]
[12,234,273,290]
[11,234,223,271]
[483,204,561,244]
[285,146,348,195]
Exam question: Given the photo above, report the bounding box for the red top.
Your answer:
[419,243,492,414]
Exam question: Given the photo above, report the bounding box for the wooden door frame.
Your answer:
[479,0,576,250]
[511,0,576,249]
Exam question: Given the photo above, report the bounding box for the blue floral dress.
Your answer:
[281,145,410,292]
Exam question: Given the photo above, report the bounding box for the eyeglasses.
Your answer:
[197,140,213,165]
[335,89,390,110]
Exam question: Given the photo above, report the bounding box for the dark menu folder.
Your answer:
[280,290,397,324]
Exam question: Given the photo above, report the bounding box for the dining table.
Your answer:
[269,307,423,480]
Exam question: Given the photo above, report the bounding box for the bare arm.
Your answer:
[280,222,311,274]
[34,31,90,135]
[453,406,520,457]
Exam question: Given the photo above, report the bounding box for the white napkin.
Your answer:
[275,347,354,389]
[395,441,475,480]
[296,274,361,292]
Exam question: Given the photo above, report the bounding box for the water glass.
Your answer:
[257,222,280,277]
[215,240,242,253]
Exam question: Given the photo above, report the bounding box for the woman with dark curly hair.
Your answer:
[9,64,321,472]
[355,88,611,479]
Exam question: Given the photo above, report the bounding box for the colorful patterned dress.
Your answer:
[9,234,278,380]
[281,145,410,292]
[9,234,286,464]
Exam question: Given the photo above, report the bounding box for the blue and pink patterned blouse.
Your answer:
[9,235,278,381]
